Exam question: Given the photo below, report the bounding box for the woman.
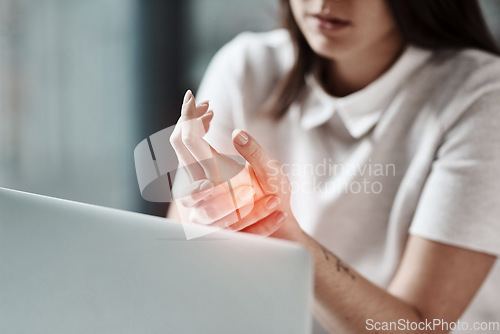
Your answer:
[168,0,500,333]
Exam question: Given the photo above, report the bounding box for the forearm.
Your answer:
[294,230,422,334]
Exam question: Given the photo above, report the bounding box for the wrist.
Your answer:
[271,214,305,242]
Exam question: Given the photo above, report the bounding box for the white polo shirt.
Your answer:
[197,29,500,333]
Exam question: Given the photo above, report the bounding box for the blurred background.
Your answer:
[0,0,499,217]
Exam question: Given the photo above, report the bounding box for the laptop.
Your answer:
[0,187,313,334]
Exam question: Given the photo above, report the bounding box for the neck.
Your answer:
[323,32,405,97]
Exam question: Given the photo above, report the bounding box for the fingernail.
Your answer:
[197,101,209,108]
[266,197,280,211]
[275,212,287,224]
[183,90,193,104]
[239,187,255,202]
[200,180,214,191]
[233,129,249,146]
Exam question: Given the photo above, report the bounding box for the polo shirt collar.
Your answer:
[299,45,433,138]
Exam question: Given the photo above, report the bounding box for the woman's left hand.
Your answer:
[228,129,304,241]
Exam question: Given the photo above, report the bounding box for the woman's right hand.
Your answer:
[169,90,282,232]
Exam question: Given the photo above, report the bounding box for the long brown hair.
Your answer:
[263,0,500,119]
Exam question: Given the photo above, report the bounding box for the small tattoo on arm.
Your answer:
[321,245,356,280]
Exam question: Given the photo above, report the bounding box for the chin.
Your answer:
[309,40,353,61]
[302,30,351,56]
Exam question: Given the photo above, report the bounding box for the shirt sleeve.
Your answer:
[409,89,500,256]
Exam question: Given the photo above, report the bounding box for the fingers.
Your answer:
[232,129,281,194]
[174,179,215,207]
[188,185,255,224]
[181,92,209,120]
[240,211,287,237]
[170,90,215,182]
[201,110,214,132]
[181,111,219,181]
[209,195,281,230]
[170,91,205,181]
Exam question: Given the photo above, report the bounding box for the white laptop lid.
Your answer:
[0,188,312,334]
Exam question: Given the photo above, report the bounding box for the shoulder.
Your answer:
[208,29,295,84]
[453,48,500,70]
[430,48,500,96]
[419,48,500,129]
[450,48,500,87]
